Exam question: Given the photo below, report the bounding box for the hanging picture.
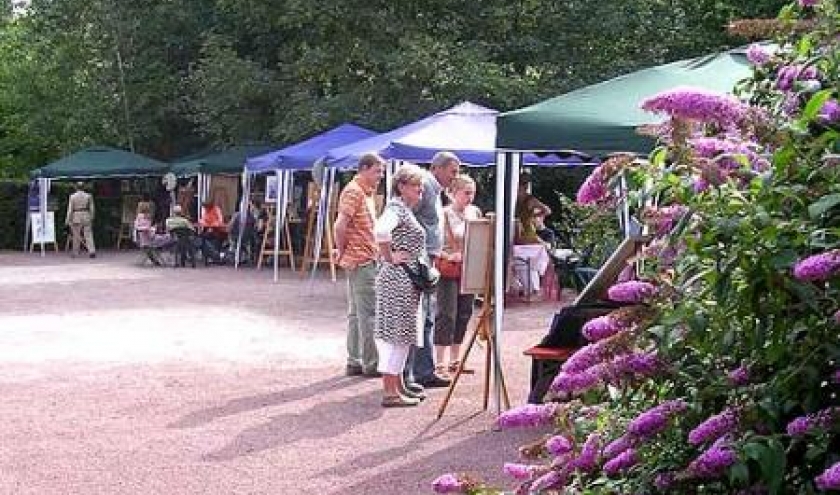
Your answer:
[30,211,56,244]
[265,175,278,203]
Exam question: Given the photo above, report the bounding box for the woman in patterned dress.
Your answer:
[373,164,428,408]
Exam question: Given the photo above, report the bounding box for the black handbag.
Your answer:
[401,258,440,294]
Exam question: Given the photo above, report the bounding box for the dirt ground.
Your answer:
[0,251,571,495]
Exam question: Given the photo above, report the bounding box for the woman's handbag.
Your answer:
[435,211,463,279]
[401,258,440,294]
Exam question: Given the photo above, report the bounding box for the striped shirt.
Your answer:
[337,177,378,269]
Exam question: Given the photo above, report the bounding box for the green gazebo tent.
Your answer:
[496,47,753,156]
[169,145,275,177]
[31,146,168,179]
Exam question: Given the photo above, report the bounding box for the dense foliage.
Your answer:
[0,0,786,178]
[433,0,839,493]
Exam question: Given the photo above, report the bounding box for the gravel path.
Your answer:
[0,251,569,494]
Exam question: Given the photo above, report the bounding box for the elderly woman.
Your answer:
[373,163,428,408]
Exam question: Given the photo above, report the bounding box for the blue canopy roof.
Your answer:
[326,102,589,169]
[245,123,376,173]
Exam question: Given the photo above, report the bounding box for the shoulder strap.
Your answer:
[444,210,459,250]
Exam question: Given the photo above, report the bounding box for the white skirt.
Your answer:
[374,339,411,375]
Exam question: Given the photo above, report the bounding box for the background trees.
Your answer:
[0,0,787,177]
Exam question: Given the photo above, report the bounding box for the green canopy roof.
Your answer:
[170,144,275,176]
[497,47,752,156]
[31,146,168,179]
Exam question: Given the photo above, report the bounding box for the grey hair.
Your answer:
[390,163,425,197]
[430,151,460,170]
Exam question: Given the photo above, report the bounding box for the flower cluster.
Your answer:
[576,165,610,205]
[627,400,687,440]
[792,250,840,281]
[545,435,573,456]
[688,408,740,445]
[686,438,737,479]
[816,461,840,490]
[640,86,748,129]
[747,44,772,66]
[607,280,657,303]
[728,365,751,386]
[819,99,840,124]
[644,204,690,236]
[581,315,628,342]
[431,474,477,494]
[786,407,839,436]
[775,64,820,91]
[603,448,637,476]
[690,137,769,172]
[497,403,560,429]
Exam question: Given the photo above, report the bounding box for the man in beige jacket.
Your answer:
[65,182,96,258]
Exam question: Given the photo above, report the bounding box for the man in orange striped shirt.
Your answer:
[334,152,384,376]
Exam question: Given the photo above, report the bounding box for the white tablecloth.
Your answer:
[512,244,550,293]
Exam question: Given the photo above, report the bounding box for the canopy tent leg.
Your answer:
[234,171,251,269]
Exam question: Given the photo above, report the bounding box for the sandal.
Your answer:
[435,364,451,379]
[449,360,475,374]
[381,395,420,408]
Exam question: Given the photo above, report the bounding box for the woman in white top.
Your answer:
[373,163,428,408]
[434,174,481,375]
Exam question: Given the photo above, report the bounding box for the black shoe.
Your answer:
[363,369,382,378]
[418,374,451,388]
[404,381,425,394]
[345,364,364,376]
[89,253,96,259]
[399,387,426,401]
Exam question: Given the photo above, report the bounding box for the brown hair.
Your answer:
[358,152,385,171]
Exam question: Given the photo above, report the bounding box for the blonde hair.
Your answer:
[391,163,425,197]
[448,174,476,193]
[137,201,151,215]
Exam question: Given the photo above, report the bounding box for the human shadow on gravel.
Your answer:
[323,423,541,495]
[168,375,361,429]
[202,389,382,462]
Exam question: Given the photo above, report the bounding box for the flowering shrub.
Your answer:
[433,1,839,493]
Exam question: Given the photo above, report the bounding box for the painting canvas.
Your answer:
[460,217,494,295]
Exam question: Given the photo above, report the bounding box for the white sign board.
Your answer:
[265,175,278,203]
[30,211,56,244]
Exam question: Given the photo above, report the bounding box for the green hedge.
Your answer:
[0,180,125,251]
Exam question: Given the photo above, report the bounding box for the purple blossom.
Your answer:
[546,435,573,456]
[776,64,820,92]
[581,315,626,342]
[503,463,538,481]
[818,99,840,124]
[688,408,739,445]
[497,404,559,429]
[793,250,840,281]
[798,0,820,7]
[431,474,468,494]
[654,472,676,490]
[628,410,669,439]
[816,461,840,490]
[747,44,771,66]
[640,86,747,128]
[530,470,566,492]
[648,204,690,236]
[572,433,601,472]
[551,367,603,393]
[603,435,634,459]
[728,365,751,386]
[833,369,840,384]
[577,166,610,205]
[607,281,657,303]
[603,449,638,476]
[609,351,662,379]
[561,342,608,373]
[690,137,767,172]
[687,439,737,479]
[786,407,839,436]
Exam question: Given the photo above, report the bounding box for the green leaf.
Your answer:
[808,193,840,219]
[801,89,832,122]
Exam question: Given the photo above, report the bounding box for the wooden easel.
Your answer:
[437,215,511,419]
[299,182,337,281]
[257,203,296,271]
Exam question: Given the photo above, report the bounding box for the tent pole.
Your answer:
[309,167,330,282]
[273,170,282,283]
[234,171,249,269]
[39,178,49,257]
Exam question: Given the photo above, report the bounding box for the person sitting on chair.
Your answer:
[515,171,553,246]
[165,205,195,232]
[227,199,264,264]
[197,199,227,262]
[134,202,163,266]
[166,205,198,267]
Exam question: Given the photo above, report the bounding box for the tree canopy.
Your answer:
[0,0,786,177]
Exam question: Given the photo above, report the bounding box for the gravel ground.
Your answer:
[0,251,571,495]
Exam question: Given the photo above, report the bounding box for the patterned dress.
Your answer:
[375,199,427,346]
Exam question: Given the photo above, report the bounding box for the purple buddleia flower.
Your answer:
[530,470,566,492]
[577,166,610,205]
[503,463,539,481]
[497,403,559,429]
[546,435,574,456]
[793,250,840,281]
[688,408,739,445]
[431,474,469,494]
[551,367,603,393]
[603,449,638,476]
[798,0,820,7]
[561,342,608,373]
[572,433,601,472]
[628,410,669,439]
[607,281,657,303]
[640,87,747,128]
[582,315,627,342]
[654,472,676,490]
[609,351,662,379]
[776,64,820,91]
[728,365,751,386]
[816,461,840,490]
[786,407,839,436]
[833,369,840,384]
[687,438,737,479]
[690,137,767,172]
[818,99,840,124]
[747,44,771,66]
[603,435,635,459]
